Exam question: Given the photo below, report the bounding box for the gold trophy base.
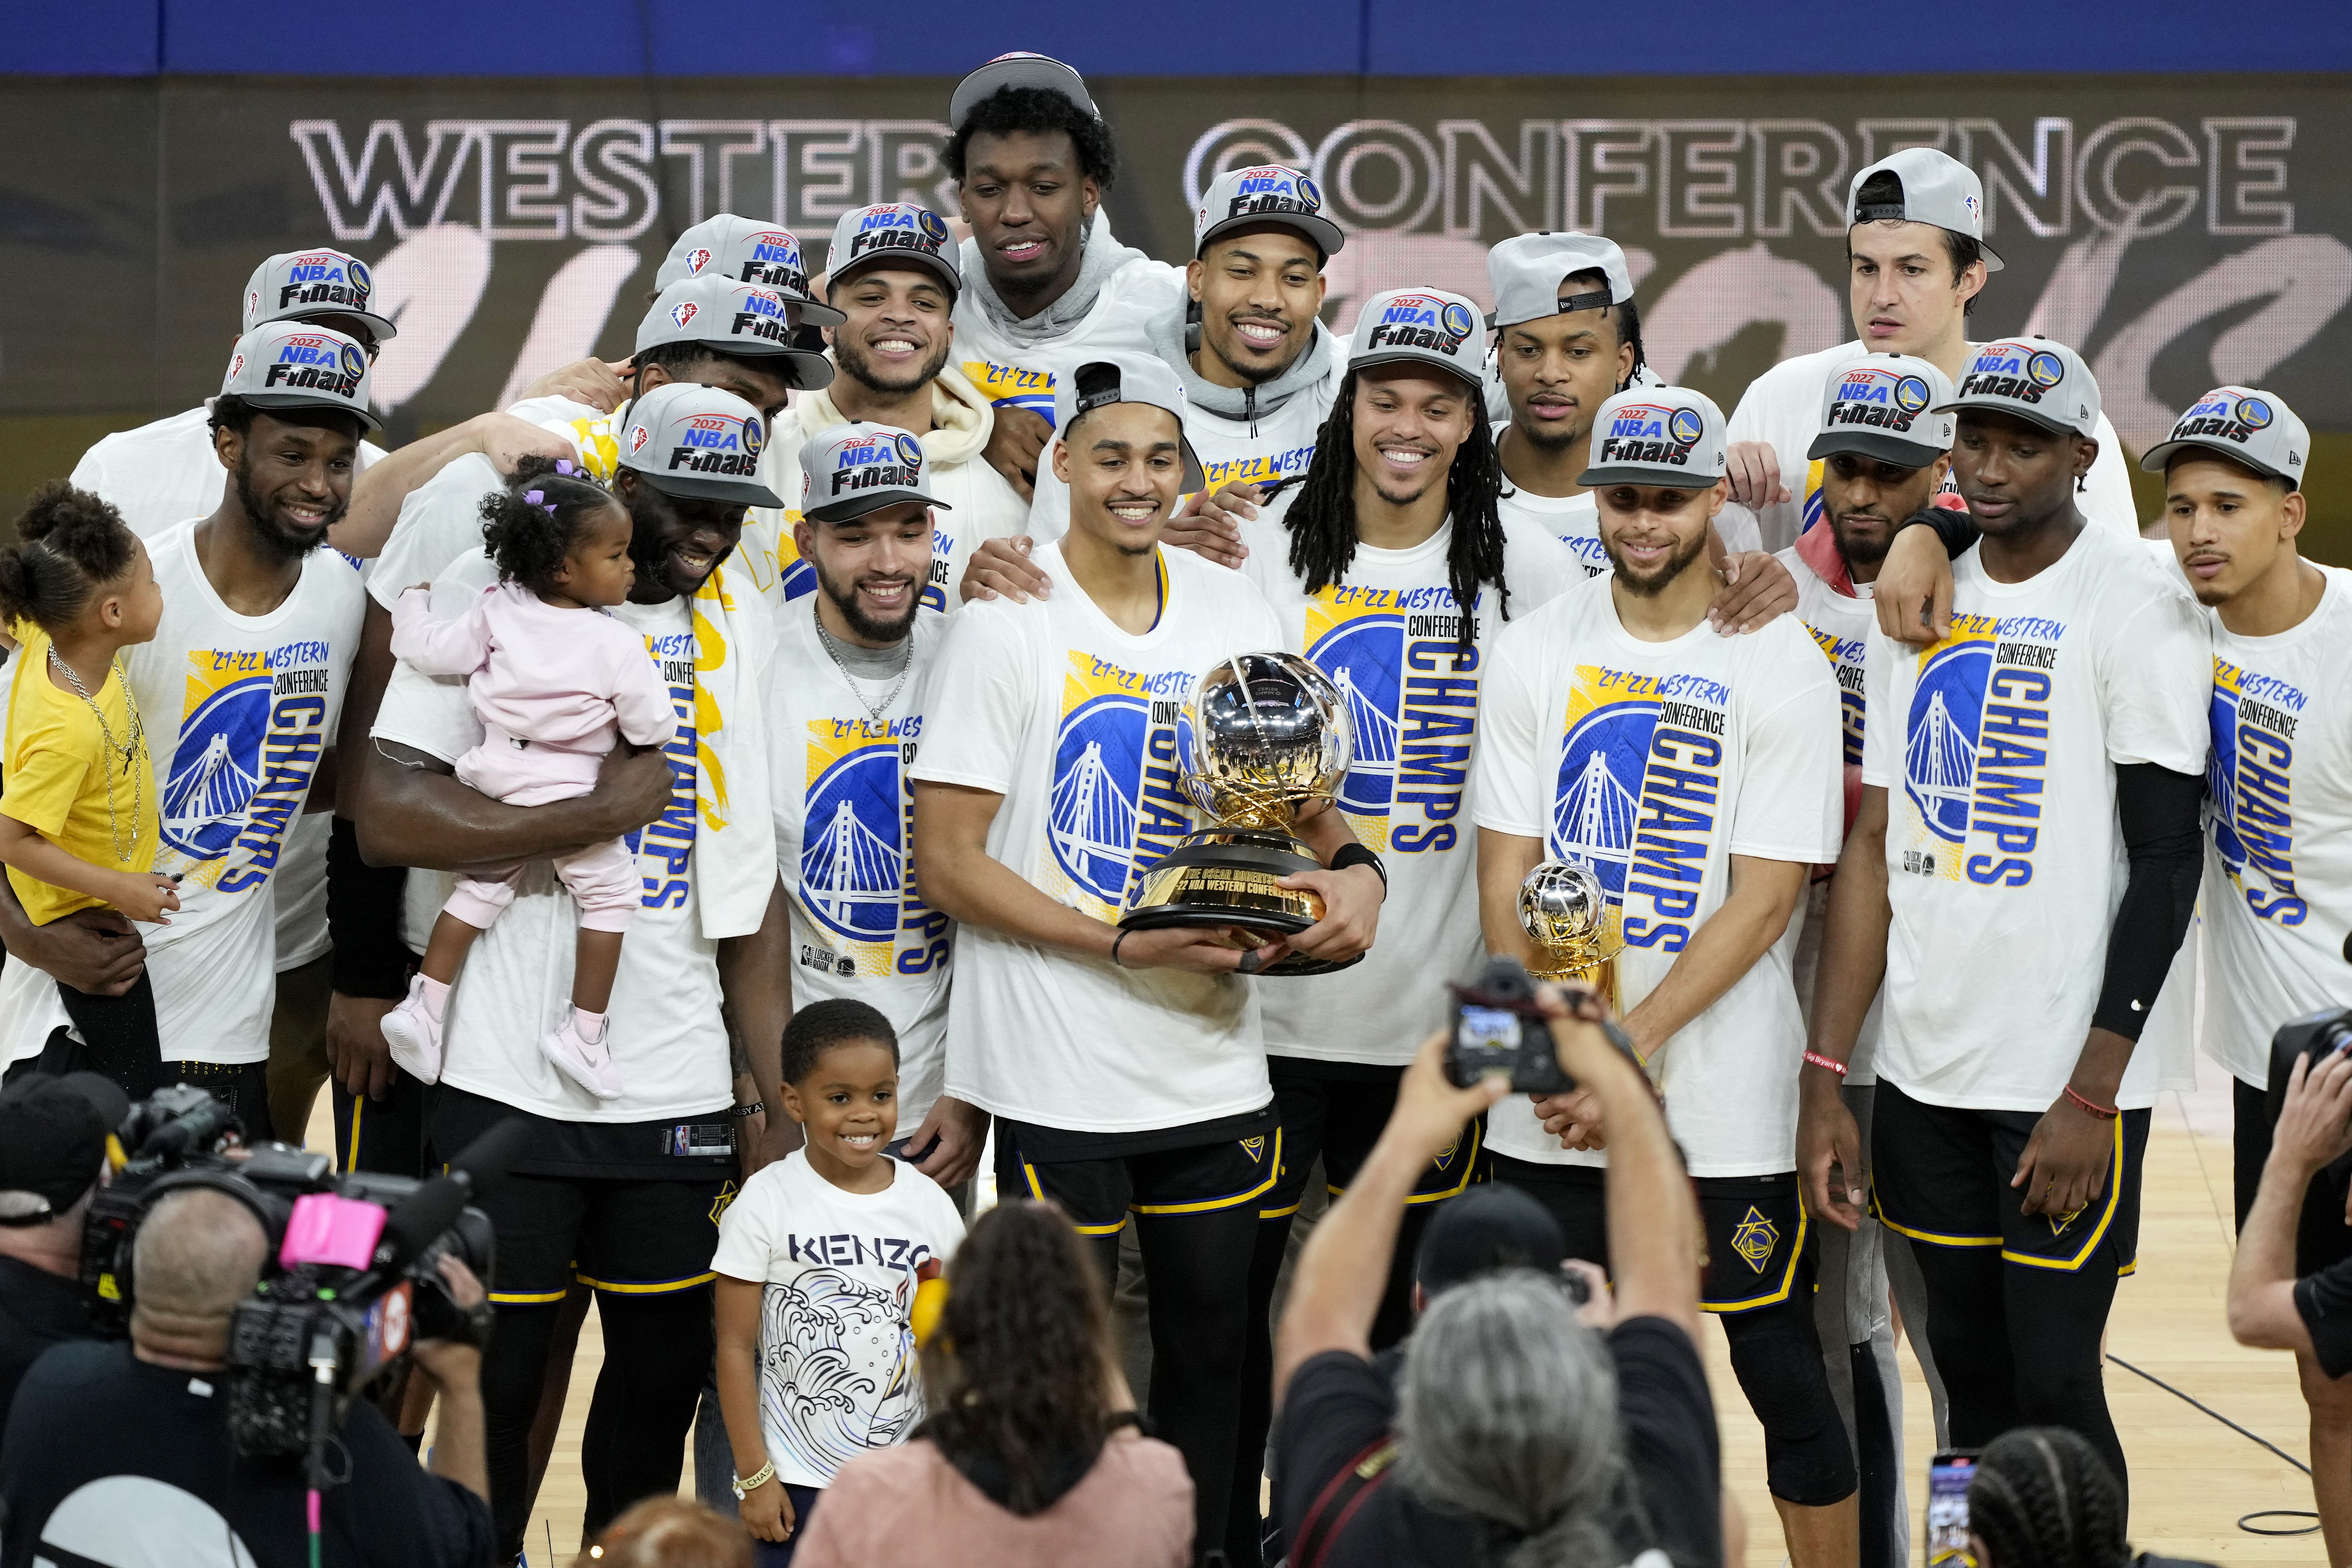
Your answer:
[1529,951,1619,1012]
[1120,828,1362,977]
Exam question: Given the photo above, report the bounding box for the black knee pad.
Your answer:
[1724,1300,1859,1506]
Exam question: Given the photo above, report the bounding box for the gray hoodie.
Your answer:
[1145,296,1339,438]
[962,215,1152,351]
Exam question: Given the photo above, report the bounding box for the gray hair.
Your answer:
[129,1189,268,1348]
[1393,1269,1626,1568]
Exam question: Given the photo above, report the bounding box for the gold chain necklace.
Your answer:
[46,645,146,865]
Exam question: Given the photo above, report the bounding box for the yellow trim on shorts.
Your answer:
[1703,1201,1810,1314]
[489,1287,573,1305]
[2000,1115,2127,1272]
[344,1095,363,1173]
[1130,1129,1283,1216]
[1022,1158,1128,1235]
[1306,1121,1483,1214]
[1868,1170,2001,1248]
[574,1271,718,1295]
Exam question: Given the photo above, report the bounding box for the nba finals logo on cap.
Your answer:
[848,205,949,262]
[2173,390,2268,448]
[279,252,371,316]
[824,430,924,500]
[1599,401,1705,470]
[1223,165,1322,223]
[1368,293,1474,354]
[684,246,714,276]
[1830,367,1933,435]
[268,332,364,397]
[744,232,811,291]
[1961,341,2063,407]
[670,300,699,329]
[628,422,651,455]
[730,286,796,344]
[741,416,765,457]
[670,413,757,480]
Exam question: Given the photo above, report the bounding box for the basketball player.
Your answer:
[1809,341,2207,1500]
[1474,384,1858,1568]
[1721,149,2140,552]
[912,350,1383,1562]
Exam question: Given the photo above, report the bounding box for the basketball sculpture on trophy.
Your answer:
[1516,858,1622,1009]
[1120,650,1359,976]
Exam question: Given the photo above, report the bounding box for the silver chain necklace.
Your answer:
[46,644,147,864]
[813,604,912,725]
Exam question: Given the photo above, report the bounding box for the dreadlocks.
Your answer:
[1284,367,1510,654]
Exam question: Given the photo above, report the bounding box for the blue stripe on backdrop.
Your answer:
[5,0,2350,77]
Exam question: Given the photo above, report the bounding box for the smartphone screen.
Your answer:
[1927,1449,1980,1566]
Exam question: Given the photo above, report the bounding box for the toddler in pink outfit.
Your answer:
[381,463,675,1100]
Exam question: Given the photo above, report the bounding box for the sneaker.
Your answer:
[541,1012,623,1100]
[380,975,445,1084]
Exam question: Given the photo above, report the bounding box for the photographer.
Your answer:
[0,1188,498,1568]
[2227,1046,2352,1555]
[0,1071,123,1422]
[1272,986,1720,1568]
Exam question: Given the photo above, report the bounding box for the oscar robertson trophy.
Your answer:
[1517,858,1622,1009]
[1120,650,1360,977]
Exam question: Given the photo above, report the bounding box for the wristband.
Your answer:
[1803,1050,1849,1077]
[728,1101,764,1119]
[1328,842,1387,890]
[2061,1084,2120,1120]
[732,1459,776,1499]
[1111,928,1134,969]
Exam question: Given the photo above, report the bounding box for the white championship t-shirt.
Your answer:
[770,608,953,1131]
[2199,566,2352,1086]
[910,541,1283,1133]
[949,234,1183,435]
[1474,571,1844,1176]
[1861,522,2210,1111]
[373,552,731,1123]
[127,524,364,1063]
[1720,340,2140,553]
[1236,512,1583,1065]
[711,1151,965,1490]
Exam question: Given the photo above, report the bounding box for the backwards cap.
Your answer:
[0,1071,128,1223]
[1488,232,1634,330]
[1348,287,1485,391]
[1193,164,1343,261]
[825,203,962,296]
[1578,385,1729,490]
[1050,351,1205,493]
[219,321,382,432]
[1847,148,2004,272]
[637,278,835,391]
[1806,352,1957,469]
[654,216,845,326]
[1934,335,2099,440]
[949,52,1097,132]
[241,248,397,343]
[799,421,952,524]
[617,382,782,508]
[2141,386,2310,489]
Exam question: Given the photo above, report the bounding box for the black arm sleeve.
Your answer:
[327,814,415,999]
[2091,763,2206,1041]
[1890,505,1980,560]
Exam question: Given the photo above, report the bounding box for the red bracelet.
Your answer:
[1803,1050,1849,1076]
[2062,1085,2119,1120]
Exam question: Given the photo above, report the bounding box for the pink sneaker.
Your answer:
[541,1010,623,1101]
[380,974,446,1085]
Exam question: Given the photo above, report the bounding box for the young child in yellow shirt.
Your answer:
[0,484,175,1091]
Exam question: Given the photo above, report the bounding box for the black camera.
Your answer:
[1446,956,1574,1094]
[79,1083,522,1461]
[2268,1006,2352,1132]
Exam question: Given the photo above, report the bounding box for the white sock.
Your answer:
[417,975,449,1019]
[571,1008,608,1045]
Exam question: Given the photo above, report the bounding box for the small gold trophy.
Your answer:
[1120,650,1359,977]
[1516,858,1622,1009]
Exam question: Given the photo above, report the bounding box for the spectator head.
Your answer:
[916,1200,1120,1516]
[571,1498,752,1568]
[1393,1269,1624,1563]
[1414,1184,1570,1311]
[1966,1427,2129,1568]
[0,1072,125,1270]
[129,1189,269,1370]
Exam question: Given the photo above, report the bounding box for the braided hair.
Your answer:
[1285,367,1510,654]
[0,482,138,634]
[477,457,624,598]
[1967,1427,2131,1568]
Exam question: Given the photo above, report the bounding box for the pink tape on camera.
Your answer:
[280,1192,389,1270]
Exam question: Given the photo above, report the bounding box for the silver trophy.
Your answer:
[1516,858,1622,1008]
[1120,650,1357,977]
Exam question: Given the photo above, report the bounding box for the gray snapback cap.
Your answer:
[219,321,382,432]
[617,383,782,507]
[1847,147,2004,272]
[825,203,962,295]
[949,52,1096,131]
[800,421,951,524]
[241,248,397,342]
[636,278,835,391]
[1051,351,1205,493]
[1806,352,1956,468]
[2141,386,2310,489]
[1349,287,1485,390]
[653,216,845,327]
[1193,164,1344,260]
[1936,336,2099,440]
[1578,386,1729,489]
[1488,233,1634,329]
